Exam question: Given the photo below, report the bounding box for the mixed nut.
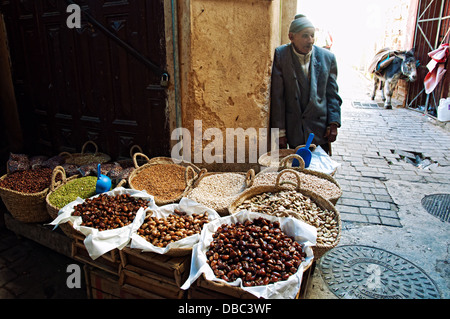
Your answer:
[72,193,149,231]
[137,209,209,247]
[206,217,306,287]
[236,190,339,246]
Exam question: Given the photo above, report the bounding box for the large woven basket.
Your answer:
[186,169,255,216]
[45,166,81,237]
[0,168,59,223]
[229,169,341,260]
[255,154,342,205]
[128,153,204,206]
[59,141,111,166]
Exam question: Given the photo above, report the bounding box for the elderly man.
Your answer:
[270,14,342,155]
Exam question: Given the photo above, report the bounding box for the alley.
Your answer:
[0,65,449,299]
[305,62,450,299]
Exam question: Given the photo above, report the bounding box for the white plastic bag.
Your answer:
[48,187,156,260]
[129,197,221,255]
[180,210,316,299]
[308,145,340,175]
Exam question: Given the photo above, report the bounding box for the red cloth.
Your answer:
[424,43,449,94]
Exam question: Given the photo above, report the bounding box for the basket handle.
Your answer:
[185,165,197,187]
[129,145,143,158]
[114,179,127,189]
[191,168,208,188]
[81,141,99,155]
[275,169,301,191]
[58,151,73,159]
[244,168,255,188]
[50,166,67,192]
[133,152,150,169]
[280,154,305,169]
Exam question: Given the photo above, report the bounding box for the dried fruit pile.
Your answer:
[206,217,306,287]
[137,209,210,247]
[236,190,339,246]
[72,193,149,231]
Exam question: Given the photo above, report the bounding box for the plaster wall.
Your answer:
[178,0,288,169]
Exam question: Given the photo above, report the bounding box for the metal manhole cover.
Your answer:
[318,245,440,299]
[421,194,450,223]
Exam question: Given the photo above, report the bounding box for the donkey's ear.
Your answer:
[409,47,415,55]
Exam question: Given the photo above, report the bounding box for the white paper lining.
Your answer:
[129,197,221,254]
[180,210,317,299]
[48,187,156,260]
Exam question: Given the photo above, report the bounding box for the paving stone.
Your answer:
[340,198,370,208]
[335,204,360,214]
[366,215,382,224]
[377,209,400,219]
[0,287,14,299]
[374,194,393,202]
[379,216,402,227]
[340,213,369,223]
[359,207,379,216]
[369,201,391,209]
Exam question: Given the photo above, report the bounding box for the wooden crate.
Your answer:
[84,265,141,299]
[188,262,314,299]
[119,247,191,287]
[119,264,186,299]
[72,235,121,275]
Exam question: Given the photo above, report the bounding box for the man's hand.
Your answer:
[279,136,288,149]
[324,123,338,143]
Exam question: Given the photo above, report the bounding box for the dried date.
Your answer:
[206,217,306,287]
[72,193,149,231]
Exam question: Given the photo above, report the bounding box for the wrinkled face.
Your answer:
[289,27,315,54]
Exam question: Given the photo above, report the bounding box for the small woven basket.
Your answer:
[186,169,255,216]
[229,169,341,260]
[0,168,59,223]
[128,153,204,206]
[45,166,80,237]
[59,141,111,166]
[256,154,342,205]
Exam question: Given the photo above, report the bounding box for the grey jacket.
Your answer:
[270,44,342,147]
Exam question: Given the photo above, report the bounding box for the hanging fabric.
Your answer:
[424,43,449,94]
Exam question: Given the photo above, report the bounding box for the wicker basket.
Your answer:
[115,145,145,169]
[59,141,111,166]
[186,169,255,216]
[128,153,204,206]
[258,144,316,169]
[45,166,80,237]
[229,169,341,260]
[256,154,342,205]
[0,168,59,223]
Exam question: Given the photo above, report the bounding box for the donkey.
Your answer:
[371,48,417,109]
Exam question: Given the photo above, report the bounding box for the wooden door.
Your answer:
[407,0,450,116]
[0,0,169,159]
